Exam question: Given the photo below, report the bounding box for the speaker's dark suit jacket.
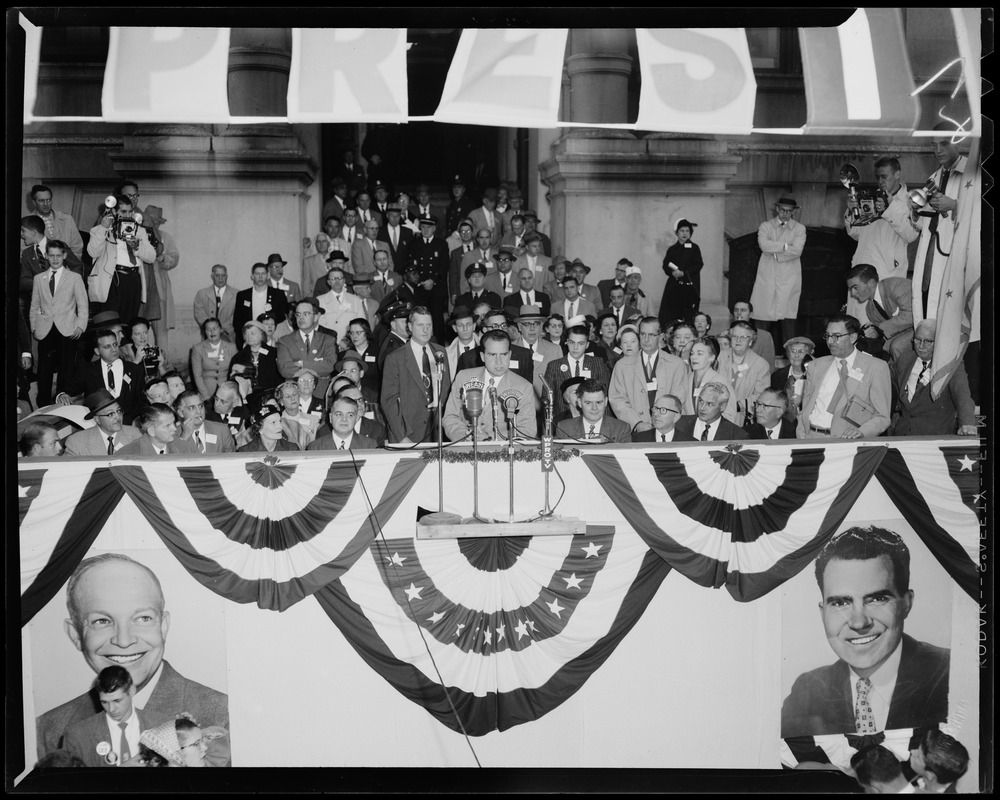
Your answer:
[65,359,147,424]
[745,419,798,440]
[674,414,749,441]
[890,351,975,436]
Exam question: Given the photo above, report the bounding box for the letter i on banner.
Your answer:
[103,28,231,122]
[434,29,569,128]
[799,8,920,135]
[635,28,756,135]
[288,29,408,122]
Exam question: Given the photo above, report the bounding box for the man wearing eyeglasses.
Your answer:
[675,382,748,442]
[64,389,141,456]
[632,393,690,442]
[745,389,797,440]
[890,319,976,436]
[798,315,891,439]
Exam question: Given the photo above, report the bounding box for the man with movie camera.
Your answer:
[87,193,156,323]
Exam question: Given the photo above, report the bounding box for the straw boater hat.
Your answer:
[517,304,546,322]
[334,351,366,373]
[139,715,197,766]
[775,196,799,209]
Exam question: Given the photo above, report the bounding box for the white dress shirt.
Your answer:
[810,348,860,428]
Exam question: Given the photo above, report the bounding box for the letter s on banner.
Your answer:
[635,28,756,135]
[289,28,408,122]
[435,29,569,128]
[102,28,231,122]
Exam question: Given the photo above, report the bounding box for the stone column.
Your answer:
[563,30,633,126]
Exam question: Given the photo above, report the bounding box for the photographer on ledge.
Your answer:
[844,157,919,320]
[87,193,156,323]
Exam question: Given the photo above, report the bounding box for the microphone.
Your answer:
[434,350,446,365]
[462,379,484,419]
[488,383,499,439]
[500,390,520,414]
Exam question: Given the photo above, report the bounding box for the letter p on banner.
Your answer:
[103,28,231,122]
[288,29,408,122]
[635,28,757,135]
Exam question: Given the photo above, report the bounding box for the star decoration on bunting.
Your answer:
[976,415,986,428]
[973,492,985,503]
[956,454,976,471]
[965,180,973,189]
[526,619,537,633]
[496,623,506,642]
[945,290,954,298]
[515,619,529,640]
[482,628,492,646]
[563,573,583,590]
[546,598,565,618]
[404,583,423,601]
[387,552,407,566]
[581,542,602,558]
[455,622,466,637]
[427,611,445,624]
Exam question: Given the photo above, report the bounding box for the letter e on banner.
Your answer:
[103,28,231,122]
[289,29,408,122]
[435,29,568,128]
[635,28,756,135]
[799,8,920,135]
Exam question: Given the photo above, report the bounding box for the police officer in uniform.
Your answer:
[407,214,451,343]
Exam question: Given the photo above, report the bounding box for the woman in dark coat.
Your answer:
[237,402,301,453]
[659,218,703,327]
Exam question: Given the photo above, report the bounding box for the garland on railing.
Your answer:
[421,446,580,464]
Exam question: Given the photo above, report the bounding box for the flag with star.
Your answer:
[316,525,672,735]
[930,136,980,401]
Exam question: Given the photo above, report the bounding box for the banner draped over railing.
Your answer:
[21,14,979,135]
[18,440,980,735]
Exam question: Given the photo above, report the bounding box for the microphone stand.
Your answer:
[540,381,555,517]
[504,398,517,523]
[434,362,444,513]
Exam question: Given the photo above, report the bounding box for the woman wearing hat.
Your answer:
[770,336,815,421]
[190,317,237,401]
[660,218,703,328]
[229,319,280,396]
[594,312,624,368]
[237,402,301,453]
[132,713,229,767]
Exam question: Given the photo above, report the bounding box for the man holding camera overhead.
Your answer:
[87,193,156,323]
[843,158,919,320]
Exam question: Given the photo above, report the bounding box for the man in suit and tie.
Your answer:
[513,232,552,292]
[598,259,631,310]
[36,553,228,760]
[556,379,631,443]
[365,249,405,308]
[798,315,892,439]
[448,219,477,303]
[558,275,598,322]
[445,306,480,377]
[307,395,378,451]
[57,329,146,424]
[173,390,237,453]
[890,320,977,436]
[459,228,497,294]
[745,388,798,440]
[511,304,563,396]
[62,666,146,767]
[117,403,198,455]
[193,264,237,342]
[444,329,538,441]
[544,325,612,418]
[846,264,914,361]
[63,390,141,456]
[909,730,970,794]
[461,309,538,388]
[467,187,502,248]
[353,189,383,232]
[674,383,749,441]
[29,239,88,407]
[605,285,640,329]
[569,260,604,313]
[316,265,365,348]
[352,218,391,280]
[381,306,451,444]
[633,393,691,442]
[277,298,340,400]
[503,267,551,317]
[234,262,289,349]
[20,216,85,324]
[377,204,414,273]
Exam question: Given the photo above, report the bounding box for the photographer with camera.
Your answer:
[843,157,919,320]
[86,193,156,323]
[121,316,168,381]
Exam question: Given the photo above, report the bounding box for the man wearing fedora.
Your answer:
[569,259,604,314]
[521,210,551,257]
[750,196,808,346]
[484,246,520,298]
[266,253,301,307]
[511,304,562,394]
[139,204,179,361]
[63,390,141,456]
[543,256,571,304]
[316,264,365,348]
[234,262,289,349]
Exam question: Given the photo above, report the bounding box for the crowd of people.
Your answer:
[18,129,978,459]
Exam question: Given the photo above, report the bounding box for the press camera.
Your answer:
[839,164,889,226]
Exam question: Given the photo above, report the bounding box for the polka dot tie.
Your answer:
[855,677,877,734]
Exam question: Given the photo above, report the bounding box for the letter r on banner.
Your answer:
[635,28,756,135]
[288,28,408,122]
[435,29,568,128]
[103,27,231,122]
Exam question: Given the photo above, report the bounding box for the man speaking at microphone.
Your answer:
[444,329,537,441]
